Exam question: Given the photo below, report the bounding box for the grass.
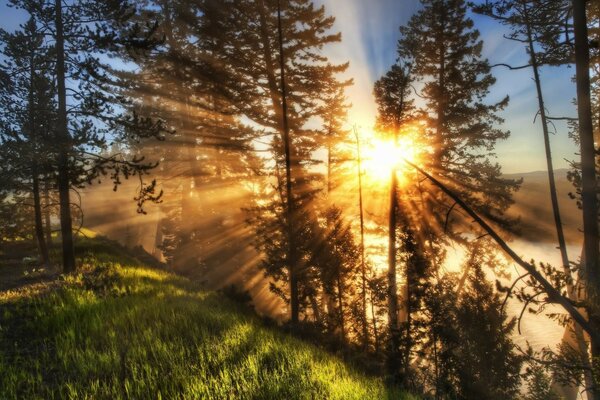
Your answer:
[0,238,415,400]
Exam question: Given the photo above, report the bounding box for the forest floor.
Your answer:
[0,236,415,399]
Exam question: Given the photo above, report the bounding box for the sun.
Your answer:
[361,131,424,185]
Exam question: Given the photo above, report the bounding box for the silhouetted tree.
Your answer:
[473,1,597,396]
[0,15,56,266]
[221,0,349,324]
[6,0,166,272]
[373,62,418,383]
[398,0,520,234]
[418,262,522,399]
[130,0,258,274]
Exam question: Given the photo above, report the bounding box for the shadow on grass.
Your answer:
[0,239,415,400]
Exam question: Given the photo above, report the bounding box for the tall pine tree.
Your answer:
[10,0,167,272]
[398,0,520,233]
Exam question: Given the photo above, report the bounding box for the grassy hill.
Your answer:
[0,238,413,400]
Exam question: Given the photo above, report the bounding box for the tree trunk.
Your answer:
[308,293,322,325]
[524,5,571,284]
[572,2,600,398]
[28,47,50,268]
[55,0,76,273]
[32,173,50,268]
[371,290,380,353]
[43,178,53,247]
[523,4,592,397]
[388,168,401,376]
[256,0,298,324]
[354,126,370,348]
[434,9,447,169]
[275,0,298,324]
[336,272,345,343]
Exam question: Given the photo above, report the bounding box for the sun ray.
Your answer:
[360,122,428,187]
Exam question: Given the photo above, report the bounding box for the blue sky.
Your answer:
[0,0,580,173]
[317,0,579,173]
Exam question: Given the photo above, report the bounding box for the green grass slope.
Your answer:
[0,239,414,400]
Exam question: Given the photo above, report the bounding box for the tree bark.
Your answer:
[522,4,592,397]
[387,167,401,376]
[275,0,298,324]
[55,0,76,273]
[573,1,600,397]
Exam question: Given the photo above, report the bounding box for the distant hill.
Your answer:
[504,169,582,246]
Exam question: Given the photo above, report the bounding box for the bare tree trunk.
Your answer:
[522,4,592,397]
[308,293,321,325]
[403,276,410,370]
[55,0,76,273]
[572,2,600,398]
[327,127,332,195]
[354,126,370,348]
[371,288,380,353]
[153,216,163,260]
[322,127,335,330]
[434,10,446,169]
[523,2,573,287]
[388,168,401,376]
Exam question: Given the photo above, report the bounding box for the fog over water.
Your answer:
[501,240,582,350]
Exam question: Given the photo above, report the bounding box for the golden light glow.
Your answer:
[361,127,425,185]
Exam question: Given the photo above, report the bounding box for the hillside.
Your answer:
[505,169,582,245]
[0,238,413,400]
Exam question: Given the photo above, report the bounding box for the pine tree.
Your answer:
[454,263,523,399]
[0,15,56,267]
[417,262,522,399]
[129,0,259,274]
[473,1,596,396]
[211,0,350,323]
[378,2,525,388]
[8,0,167,272]
[374,62,418,383]
[374,63,418,134]
[397,0,520,232]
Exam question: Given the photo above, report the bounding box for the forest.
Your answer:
[0,0,598,399]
